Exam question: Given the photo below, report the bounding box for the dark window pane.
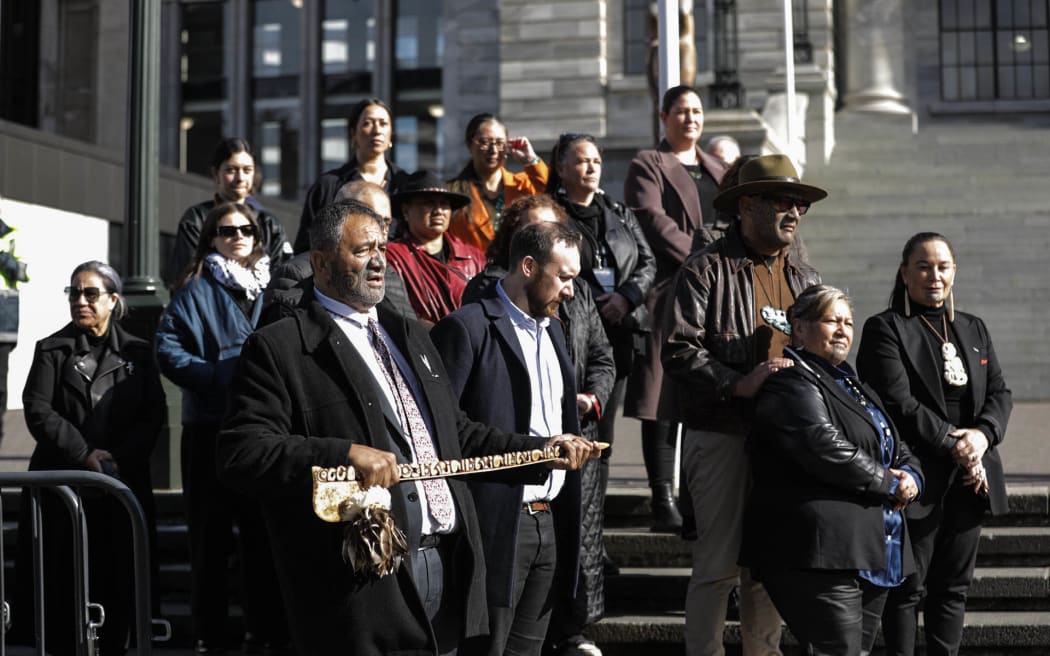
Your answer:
[998,65,1016,97]
[943,65,960,99]
[323,2,374,75]
[1032,30,1049,63]
[1016,63,1034,97]
[942,0,958,29]
[998,30,1015,64]
[958,0,975,28]
[182,110,224,177]
[1034,64,1050,96]
[997,0,1014,28]
[977,65,996,97]
[181,3,225,87]
[975,31,995,63]
[253,0,302,78]
[255,108,300,200]
[960,66,978,98]
[959,31,976,64]
[397,0,443,69]
[974,0,992,27]
[1013,0,1031,26]
[1034,1,1048,26]
[942,32,959,65]
[321,118,349,172]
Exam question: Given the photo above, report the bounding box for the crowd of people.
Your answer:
[10,88,1010,656]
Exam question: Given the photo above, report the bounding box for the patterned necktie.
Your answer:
[367,318,455,530]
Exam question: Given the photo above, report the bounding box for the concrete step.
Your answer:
[603,485,1050,527]
[589,611,1050,655]
[603,566,1050,614]
[603,526,1050,569]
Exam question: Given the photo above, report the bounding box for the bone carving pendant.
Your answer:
[941,342,969,387]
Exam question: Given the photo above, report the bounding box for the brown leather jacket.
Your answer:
[660,223,821,433]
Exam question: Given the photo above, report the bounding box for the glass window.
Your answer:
[394,0,444,172]
[253,1,301,200]
[180,1,227,176]
[940,0,1050,100]
[322,0,376,172]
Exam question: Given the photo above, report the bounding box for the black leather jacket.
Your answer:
[741,348,922,573]
[660,222,820,433]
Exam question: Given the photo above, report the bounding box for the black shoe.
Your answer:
[195,640,226,654]
[650,482,683,533]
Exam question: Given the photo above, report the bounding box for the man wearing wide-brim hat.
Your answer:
[660,154,826,656]
[387,170,487,326]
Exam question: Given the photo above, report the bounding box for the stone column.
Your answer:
[842,0,911,114]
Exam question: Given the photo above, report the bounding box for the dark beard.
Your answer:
[525,284,561,318]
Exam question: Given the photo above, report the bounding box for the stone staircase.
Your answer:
[591,484,1050,655]
[3,482,1050,653]
[800,110,1050,401]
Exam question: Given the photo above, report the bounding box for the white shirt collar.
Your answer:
[313,288,378,328]
[495,280,549,331]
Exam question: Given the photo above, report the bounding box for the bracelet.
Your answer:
[527,156,540,165]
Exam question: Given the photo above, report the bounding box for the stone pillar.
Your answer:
[842,0,911,114]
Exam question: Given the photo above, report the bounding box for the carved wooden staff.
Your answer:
[311,442,607,581]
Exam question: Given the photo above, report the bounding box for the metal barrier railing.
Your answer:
[0,471,154,656]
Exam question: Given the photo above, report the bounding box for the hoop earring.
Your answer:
[904,293,911,317]
[947,290,955,322]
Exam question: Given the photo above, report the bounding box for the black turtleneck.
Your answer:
[562,198,604,273]
[913,301,973,427]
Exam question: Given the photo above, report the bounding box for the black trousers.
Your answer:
[467,508,557,656]
[0,342,11,443]
[181,422,288,646]
[881,479,986,656]
[762,568,889,656]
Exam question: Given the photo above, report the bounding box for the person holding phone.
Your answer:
[447,113,548,251]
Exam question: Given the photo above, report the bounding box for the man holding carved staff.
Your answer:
[217,200,598,656]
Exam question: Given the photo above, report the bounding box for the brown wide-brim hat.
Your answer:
[712,154,828,212]
[391,169,471,218]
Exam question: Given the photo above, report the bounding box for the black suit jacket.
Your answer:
[742,349,922,574]
[217,297,544,655]
[857,309,1011,517]
[430,294,583,608]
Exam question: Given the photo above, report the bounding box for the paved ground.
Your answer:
[4,401,1049,486]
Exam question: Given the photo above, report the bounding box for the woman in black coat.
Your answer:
[14,261,165,654]
[547,133,672,533]
[742,284,923,655]
[857,233,1011,656]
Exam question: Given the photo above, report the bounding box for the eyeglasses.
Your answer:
[473,138,507,152]
[65,287,111,303]
[216,224,256,238]
[759,194,811,216]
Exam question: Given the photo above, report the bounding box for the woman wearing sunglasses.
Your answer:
[447,113,547,251]
[168,137,291,288]
[156,202,287,653]
[15,261,165,653]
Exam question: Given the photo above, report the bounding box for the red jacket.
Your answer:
[386,233,485,325]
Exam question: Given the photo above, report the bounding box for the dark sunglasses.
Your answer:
[65,286,111,302]
[216,224,256,238]
[760,194,811,216]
